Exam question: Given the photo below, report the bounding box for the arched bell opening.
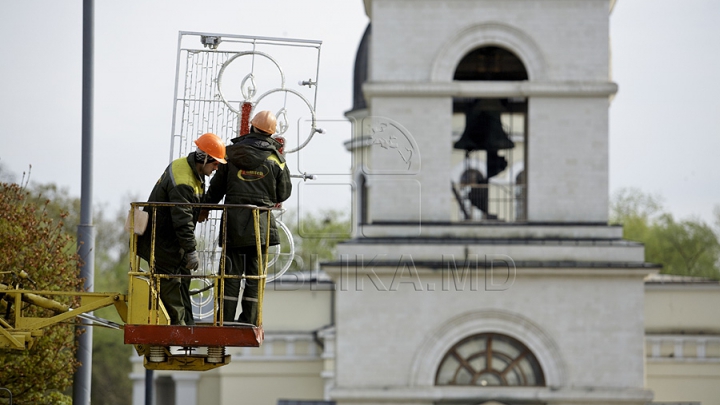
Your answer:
[451,46,528,222]
[453,46,528,81]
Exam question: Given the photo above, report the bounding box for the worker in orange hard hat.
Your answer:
[205,111,291,325]
[137,133,226,325]
[249,110,277,134]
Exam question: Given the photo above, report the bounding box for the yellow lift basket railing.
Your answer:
[124,201,276,370]
[0,201,278,372]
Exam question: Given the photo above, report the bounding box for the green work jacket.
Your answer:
[206,133,292,248]
[137,153,204,271]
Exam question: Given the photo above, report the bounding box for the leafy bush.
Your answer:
[0,182,83,404]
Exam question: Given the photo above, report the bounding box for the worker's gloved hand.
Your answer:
[184,251,199,270]
[197,209,209,223]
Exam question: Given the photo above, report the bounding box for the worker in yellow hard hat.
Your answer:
[137,133,226,326]
[205,111,292,325]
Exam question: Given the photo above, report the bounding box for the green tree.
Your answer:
[89,205,133,405]
[90,249,132,405]
[648,214,720,277]
[28,183,134,405]
[610,188,720,279]
[285,209,352,271]
[28,183,81,236]
[0,164,133,404]
[0,182,83,404]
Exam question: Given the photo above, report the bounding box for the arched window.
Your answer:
[453,46,528,81]
[435,333,545,386]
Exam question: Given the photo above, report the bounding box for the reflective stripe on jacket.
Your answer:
[138,153,204,271]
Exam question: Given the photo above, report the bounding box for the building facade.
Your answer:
[129,274,720,405]
[328,0,651,404]
[128,2,720,404]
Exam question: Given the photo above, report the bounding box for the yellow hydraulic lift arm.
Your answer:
[0,203,277,372]
[0,283,126,350]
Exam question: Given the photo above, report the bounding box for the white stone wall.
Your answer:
[359,0,615,223]
[527,97,610,222]
[369,0,610,82]
[365,97,451,222]
[326,265,650,403]
[336,241,644,262]
[328,1,648,404]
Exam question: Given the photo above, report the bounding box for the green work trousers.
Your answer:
[223,246,264,325]
[157,266,195,326]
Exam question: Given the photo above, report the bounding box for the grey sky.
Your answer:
[0,0,718,223]
[609,0,720,223]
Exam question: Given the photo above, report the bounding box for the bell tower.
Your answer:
[324,1,655,405]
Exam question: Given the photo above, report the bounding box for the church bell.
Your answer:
[453,100,515,152]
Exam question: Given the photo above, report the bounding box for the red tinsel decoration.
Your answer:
[240,102,252,136]
[275,136,285,155]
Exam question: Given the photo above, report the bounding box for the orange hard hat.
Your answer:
[194,133,227,164]
[251,110,277,134]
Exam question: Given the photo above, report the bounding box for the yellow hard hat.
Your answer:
[194,133,227,164]
[250,110,277,134]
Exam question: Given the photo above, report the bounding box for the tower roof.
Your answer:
[350,23,371,112]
